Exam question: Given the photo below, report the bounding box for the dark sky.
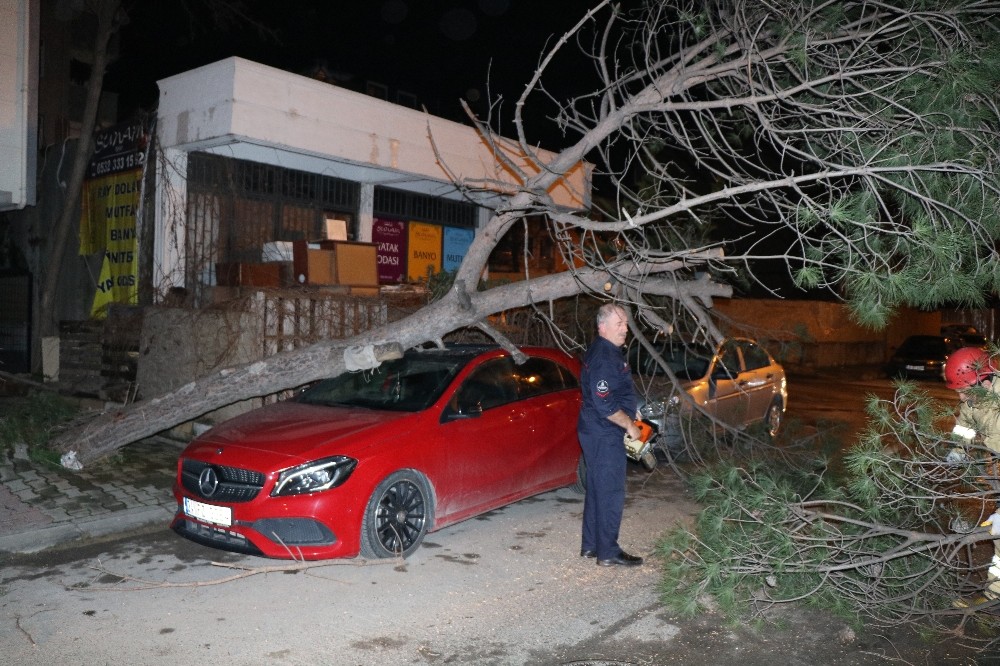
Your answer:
[102,1,811,297]
[107,0,623,145]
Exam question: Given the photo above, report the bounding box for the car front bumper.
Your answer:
[171,484,361,559]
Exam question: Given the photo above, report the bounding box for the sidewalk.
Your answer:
[0,430,182,554]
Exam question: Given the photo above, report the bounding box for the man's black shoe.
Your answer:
[581,549,597,558]
[597,551,643,567]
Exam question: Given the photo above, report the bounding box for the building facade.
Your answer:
[152,57,591,301]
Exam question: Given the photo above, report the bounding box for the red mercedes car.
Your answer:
[171,345,584,560]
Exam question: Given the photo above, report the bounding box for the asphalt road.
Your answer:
[1,469,706,666]
[788,372,958,441]
[0,373,986,665]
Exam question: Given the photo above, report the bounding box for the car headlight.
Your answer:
[639,401,664,419]
[640,397,678,419]
[272,456,358,497]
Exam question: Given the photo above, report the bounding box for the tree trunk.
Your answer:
[54,263,731,467]
[39,0,122,337]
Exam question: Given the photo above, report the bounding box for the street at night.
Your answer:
[0,369,985,665]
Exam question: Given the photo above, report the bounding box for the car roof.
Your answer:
[406,344,495,359]
[406,344,571,361]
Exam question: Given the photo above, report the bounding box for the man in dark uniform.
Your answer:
[578,303,643,567]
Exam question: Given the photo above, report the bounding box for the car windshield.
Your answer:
[669,345,712,380]
[641,344,712,380]
[296,353,470,412]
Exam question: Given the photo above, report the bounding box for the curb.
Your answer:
[0,504,176,554]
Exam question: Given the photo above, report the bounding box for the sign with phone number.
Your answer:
[90,151,145,178]
[87,120,148,179]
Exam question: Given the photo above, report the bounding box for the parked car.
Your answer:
[885,334,961,381]
[941,324,989,349]
[634,337,788,453]
[172,345,584,560]
[957,333,989,348]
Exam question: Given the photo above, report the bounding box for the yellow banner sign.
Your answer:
[81,170,141,317]
[407,222,442,282]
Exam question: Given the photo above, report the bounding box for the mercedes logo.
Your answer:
[198,466,219,498]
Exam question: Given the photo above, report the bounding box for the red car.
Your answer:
[171,345,584,559]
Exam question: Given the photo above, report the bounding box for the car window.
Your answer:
[716,341,742,378]
[297,354,467,412]
[740,341,772,371]
[630,342,711,379]
[453,358,519,413]
[513,357,578,400]
[960,334,988,347]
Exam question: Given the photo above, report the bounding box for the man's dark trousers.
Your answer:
[579,431,626,560]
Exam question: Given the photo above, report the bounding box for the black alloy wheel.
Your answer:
[360,470,432,559]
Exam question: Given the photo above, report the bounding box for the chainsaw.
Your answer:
[624,419,657,470]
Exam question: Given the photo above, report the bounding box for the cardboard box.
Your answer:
[316,241,379,287]
[323,218,348,241]
[216,262,284,287]
[292,240,338,285]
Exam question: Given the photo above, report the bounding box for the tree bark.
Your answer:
[55,263,730,467]
[39,0,122,337]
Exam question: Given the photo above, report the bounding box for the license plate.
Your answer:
[905,364,924,371]
[184,497,232,527]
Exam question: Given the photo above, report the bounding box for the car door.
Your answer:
[435,356,531,519]
[706,339,744,426]
[736,339,778,426]
[508,357,581,490]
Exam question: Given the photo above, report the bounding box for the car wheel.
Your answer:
[359,470,433,559]
[764,398,784,439]
[569,455,586,494]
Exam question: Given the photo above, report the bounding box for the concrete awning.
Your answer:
[155,57,591,210]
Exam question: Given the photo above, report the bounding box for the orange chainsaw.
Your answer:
[624,420,657,470]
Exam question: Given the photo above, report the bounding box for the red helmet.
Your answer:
[945,346,996,390]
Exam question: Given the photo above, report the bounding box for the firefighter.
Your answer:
[945,346,1000,604]
[577,303,643,567]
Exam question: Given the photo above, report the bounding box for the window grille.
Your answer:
[374,186,478,228]
[186,154,360,289]
[189,153,358,209]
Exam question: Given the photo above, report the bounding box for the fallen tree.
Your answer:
[57,257,730,466]
[52,0,1000,473]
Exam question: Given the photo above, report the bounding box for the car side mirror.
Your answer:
[460,403,483,417]
[442,401,483,422]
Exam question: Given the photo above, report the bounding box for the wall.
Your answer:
[0,0,38,211]
[137,290,393,430]
[713,298,942,371]
[136,305,260,433]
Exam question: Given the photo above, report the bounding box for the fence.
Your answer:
[249,290,390,357]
